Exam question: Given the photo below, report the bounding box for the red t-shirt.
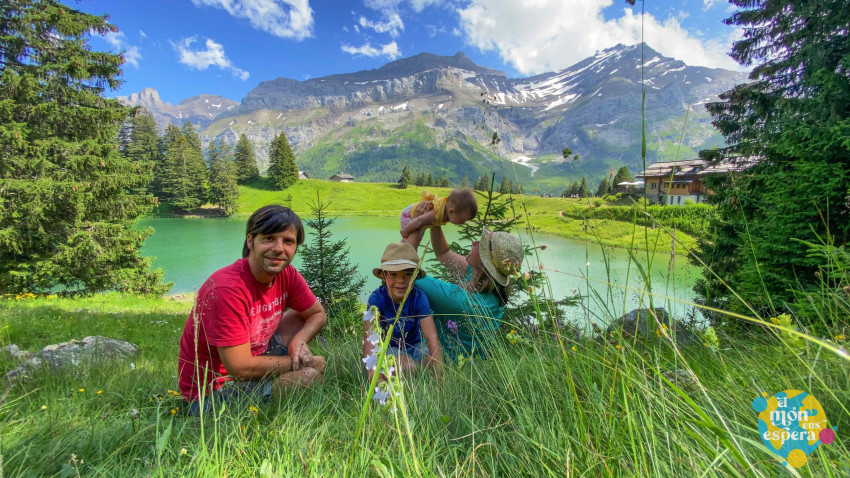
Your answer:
[177,258,316,401]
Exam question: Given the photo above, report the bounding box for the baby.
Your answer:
[400,188,478,248]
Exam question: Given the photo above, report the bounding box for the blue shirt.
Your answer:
[415,266,504,360]
[367,285,432,348]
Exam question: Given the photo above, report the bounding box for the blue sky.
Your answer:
[69,0,743,104]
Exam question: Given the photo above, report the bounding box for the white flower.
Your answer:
[362,354,378,371]
[130,409,139,419]
[367,331,381,346]
[129,362,135,370]
[526,315,540,327]
[363,309,375,322]
[373,387,390,405]
[387,366,395,378]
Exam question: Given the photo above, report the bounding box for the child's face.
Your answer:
[446,205,474,225]
[383,269,415,303]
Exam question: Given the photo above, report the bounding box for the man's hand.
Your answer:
[288,338,314,371]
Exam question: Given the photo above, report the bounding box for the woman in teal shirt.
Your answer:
[414,225,523,359]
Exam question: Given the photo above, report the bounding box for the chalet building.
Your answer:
[298,170,309,179]
[636,158,755,205]
[329,173,354,183]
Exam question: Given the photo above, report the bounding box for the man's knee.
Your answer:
[310,355,326,374]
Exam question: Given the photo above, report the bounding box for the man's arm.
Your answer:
[218,343,293,380]
[429,226,468,277]
[287,300,327,370]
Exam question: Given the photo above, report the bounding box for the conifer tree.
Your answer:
[0,0,168,294]
[436,173,450,188]
[207,139,239,215]
[180,122,202,152]
[268,131,298,190]
[596,177,610,197]
[461,174,470,188]
[425,172,434,187]
[122,111,159,195]
[299,193,366,331]
[159,126,207,210]
[578,177,590,198]
[398,164,411,188]
[499,177,511,193]
[234,133,259,184]
[612,166,633,188]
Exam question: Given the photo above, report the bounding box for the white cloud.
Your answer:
[457,0,741,75]
[426,24,446,38]
[190,0,313,40]
[139,30,148,40]
[364,0,442,13]
[102,31,142,68]
[358,13,404,38]
[173,37,250,80]
[341,41,401,60]
[703,0,720,10]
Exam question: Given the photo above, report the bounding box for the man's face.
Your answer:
[383,269,414,303]
[246,226,299,284]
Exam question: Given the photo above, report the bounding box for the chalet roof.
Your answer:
[330,173,355,179]
[637,158,758,179]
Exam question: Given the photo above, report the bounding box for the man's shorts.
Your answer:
[387,341,430,363]
[187,334,288,416]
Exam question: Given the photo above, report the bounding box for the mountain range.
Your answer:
[122,44,747,193]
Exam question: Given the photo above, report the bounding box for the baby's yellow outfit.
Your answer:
[401,191,448,230]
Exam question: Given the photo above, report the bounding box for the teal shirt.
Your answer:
[415,267,504,360]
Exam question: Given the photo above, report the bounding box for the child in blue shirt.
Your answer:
[363,242,443,376]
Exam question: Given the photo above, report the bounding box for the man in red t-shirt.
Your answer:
[178,205,327,411]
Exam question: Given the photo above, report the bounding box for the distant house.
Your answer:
[636,158,756,205]
[298,170,309,179]
[329,173,354,183]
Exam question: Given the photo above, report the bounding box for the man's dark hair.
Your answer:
[242,205,305,257]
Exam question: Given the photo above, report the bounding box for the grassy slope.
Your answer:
[235,179,697,253]
[1,294,846,476]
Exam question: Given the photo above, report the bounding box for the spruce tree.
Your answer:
[694,0,850,325]
[398,164,411,188]
[425,172,434,187]
[0,0,168,294]
[207,139,239,215]
[596,177,610,197]
[436,173,450,188]
[499,177,511,193]
[578,177,590,198]
[159,127,207,210]
[122,111,159,195]
[180,122,202,153]
[298,193,367,332]
[268,131,298,190]
[612,166,634,187]
[234,133,259,184]
[461,174,470,188]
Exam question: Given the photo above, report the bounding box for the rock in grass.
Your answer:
[606,308,699,345]
[5,336,138,380]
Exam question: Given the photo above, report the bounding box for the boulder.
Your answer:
[5,336,138,380]
[606,308,698,345]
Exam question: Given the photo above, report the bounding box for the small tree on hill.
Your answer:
[436,173,450,188]
[596,177,610,197]
[612,166,633,188]
[499,177,511,193]
[298,193,367,334]
[234,134,259,184]
[268,131,298,190]
[398,164,411,188]
[578,177,590,198]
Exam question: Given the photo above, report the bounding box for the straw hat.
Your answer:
[372,242,426,280]
[478,228,523,286]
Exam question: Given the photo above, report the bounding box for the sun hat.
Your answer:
[478,228,523,286]
[372,242,426,280]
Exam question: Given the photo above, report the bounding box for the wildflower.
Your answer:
[167,389,181,397]
[539,244,548,250]
[770,317,781,325]
[367,331,381,346]
[835,334,846,341]
[362,354,378,371]
[527,286,534,293]
[655,323,669,338]
[247,406,258,415]
[180,448,188,456]
[538,263,545,270]
[170,408,178,415]
[129,362,136,371]
[522,272,531,281]
[97,390,103,395]
[41,405,48,410]
[571,346,577,352]
[525,315,539,327]
[130,409,139,419]
[363,309,375,322]
[615,345,622,350]
[372,386,390,406]
[447,320,458,335]
[78,388,85,393]
[506,330,518,344]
